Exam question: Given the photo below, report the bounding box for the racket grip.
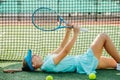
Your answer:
[66,26,88,32]
[80,28,88,32]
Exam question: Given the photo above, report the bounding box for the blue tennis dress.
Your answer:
[41,48,98,75]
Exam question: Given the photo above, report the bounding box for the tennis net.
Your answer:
[0,0,120,61]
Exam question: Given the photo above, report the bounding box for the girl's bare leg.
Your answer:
[97,56,117,69]
[90,33,120,68]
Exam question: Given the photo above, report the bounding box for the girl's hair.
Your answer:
[22,59,31,71]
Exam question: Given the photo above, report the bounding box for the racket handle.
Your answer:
[80,28,88,32]
[66,26,88,32]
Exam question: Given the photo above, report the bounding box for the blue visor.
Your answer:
[24,49,34,71]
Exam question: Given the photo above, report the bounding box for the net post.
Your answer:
[17,0,21,21]
[95,0,98,22]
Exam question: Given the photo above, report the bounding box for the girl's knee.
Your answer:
[98,33,109,40]
[91,33,108,47]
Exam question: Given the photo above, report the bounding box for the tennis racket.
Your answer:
[32,7,88,32]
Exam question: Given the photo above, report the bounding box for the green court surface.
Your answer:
[0,62,120,80]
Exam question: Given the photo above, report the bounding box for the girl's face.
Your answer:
[32,54,43,69]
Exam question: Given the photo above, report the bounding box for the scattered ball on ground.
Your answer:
[46,75,53,80]
[89,73,96,80]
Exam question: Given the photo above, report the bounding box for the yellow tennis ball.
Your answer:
[89,73,96,80]
[46,75,53,80]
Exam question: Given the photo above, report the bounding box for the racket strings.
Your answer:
[34,10,58,30]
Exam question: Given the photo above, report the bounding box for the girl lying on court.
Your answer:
[3,22,120,75]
